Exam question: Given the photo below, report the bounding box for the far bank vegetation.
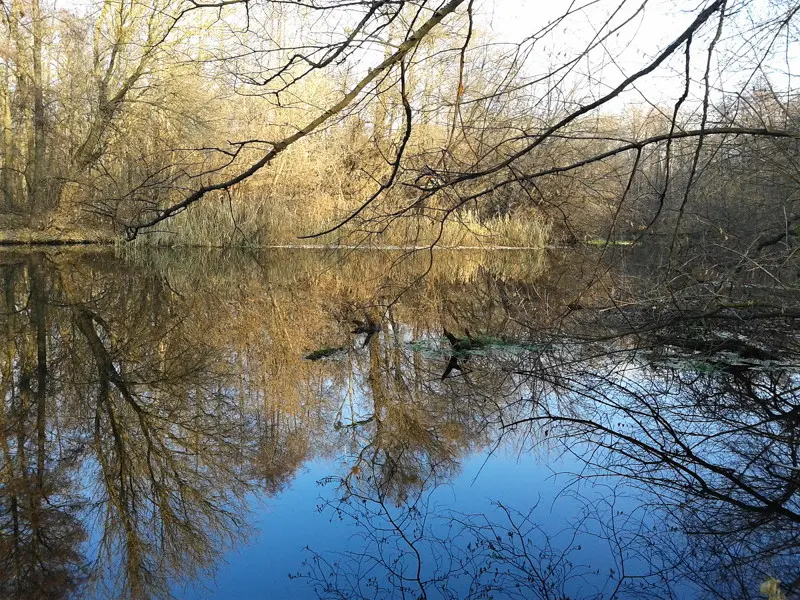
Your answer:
[1,0,798,250]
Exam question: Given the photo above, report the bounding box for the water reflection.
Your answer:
[303,331,800,599]
[0,248,796,599]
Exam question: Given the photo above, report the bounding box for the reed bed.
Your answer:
[131,199,551,250]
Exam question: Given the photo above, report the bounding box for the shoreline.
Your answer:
[0,229,634,251]
[0,239,625,251]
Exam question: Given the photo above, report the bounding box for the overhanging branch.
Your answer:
[125,0,467,239]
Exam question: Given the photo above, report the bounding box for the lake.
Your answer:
[0,246,797,599]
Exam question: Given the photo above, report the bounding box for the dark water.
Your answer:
[0,247,798,600]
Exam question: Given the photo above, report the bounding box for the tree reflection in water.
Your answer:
[0,252,264,599]
[0,248,796,599]
[304,318,800,599]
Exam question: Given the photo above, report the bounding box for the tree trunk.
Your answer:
[1,63,16,210]
[29,0,47,214]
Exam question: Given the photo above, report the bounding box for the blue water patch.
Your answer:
[176,444,670,600]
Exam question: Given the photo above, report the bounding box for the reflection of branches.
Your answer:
[310,286,800,599]
[320,328,800,598]
[493,334,800,598]
[77,317,253,599]
[30,263,261,599]
[0,262,88,600]
[301,477,677,600]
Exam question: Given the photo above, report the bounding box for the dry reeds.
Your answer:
[132,200,551,249]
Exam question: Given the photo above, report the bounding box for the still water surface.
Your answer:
[0,247,797,599]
